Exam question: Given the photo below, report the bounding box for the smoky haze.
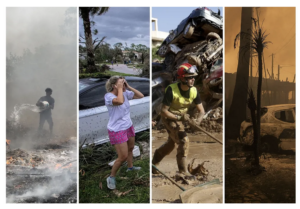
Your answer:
[225,7,295,82]
[6,7,77,142]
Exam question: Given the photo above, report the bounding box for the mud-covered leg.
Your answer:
[176,129,189,175]
[152,137,175,174]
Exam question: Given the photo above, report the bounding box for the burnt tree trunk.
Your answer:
[226,7,252,138]
[255,48,263,166]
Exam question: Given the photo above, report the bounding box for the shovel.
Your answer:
[188,120,223,145]
[152,165,222,203]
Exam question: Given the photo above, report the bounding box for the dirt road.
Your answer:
[110,64,141,75]
[152,129,223,203]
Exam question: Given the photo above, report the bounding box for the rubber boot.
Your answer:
[176,156,188,175]
[152,150,164,174]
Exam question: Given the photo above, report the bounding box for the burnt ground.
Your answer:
[152,129,223,203]
[6,135,77,203]
[225,139,295,203]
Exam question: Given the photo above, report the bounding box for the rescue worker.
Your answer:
[152,63,205,175]
[36,88,55,136]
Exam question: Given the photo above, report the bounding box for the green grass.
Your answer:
[79,131,150,203]
[79,158,149,203]
[79,71,134,79]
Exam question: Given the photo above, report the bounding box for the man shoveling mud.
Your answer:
[36,88,55,137]
[152,63,205,175]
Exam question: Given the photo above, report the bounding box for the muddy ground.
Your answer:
[225,140,295,203]
[152,129,223,203]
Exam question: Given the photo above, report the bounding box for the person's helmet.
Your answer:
[177,63,198,79]
[45,88,52,92]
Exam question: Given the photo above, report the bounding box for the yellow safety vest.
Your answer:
[166,83,197,115]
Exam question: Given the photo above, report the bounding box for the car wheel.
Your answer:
[260,137,278,153]
[158,45,168,57]
[183,23,195,38]
[243,127,254,146]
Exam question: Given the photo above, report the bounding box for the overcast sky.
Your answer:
[79,7,150,48]
[152,7,223,32]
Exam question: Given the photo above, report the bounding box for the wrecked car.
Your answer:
[239,104,295,152]
[157,7,223,57]
[79,76,150,146]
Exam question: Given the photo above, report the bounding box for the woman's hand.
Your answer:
[115,79,124,90]
[124,79,131,90]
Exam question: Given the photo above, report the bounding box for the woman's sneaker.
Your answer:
[106,176,116,189]
[126,166,141,172]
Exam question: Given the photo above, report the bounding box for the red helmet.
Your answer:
[177,63,198,79]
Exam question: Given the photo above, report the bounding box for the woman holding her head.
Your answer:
[104,76,144,190]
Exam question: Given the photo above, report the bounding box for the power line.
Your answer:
[274,34,295,55]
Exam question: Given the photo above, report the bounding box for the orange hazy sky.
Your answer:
[225,7,295,82]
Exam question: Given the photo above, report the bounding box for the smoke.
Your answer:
[6,7,77,140]
[225,7,295,82]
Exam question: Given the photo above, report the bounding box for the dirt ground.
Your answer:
[225,139,295,203]
[152,129,223,203]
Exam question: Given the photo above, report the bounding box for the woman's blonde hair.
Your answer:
[105,76,124,92]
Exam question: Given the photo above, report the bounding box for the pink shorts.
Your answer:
[108,125,135,145]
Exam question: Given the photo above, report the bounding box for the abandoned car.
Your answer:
[79,76,150,146]
[157,7,223,57]
[239,104,295,152]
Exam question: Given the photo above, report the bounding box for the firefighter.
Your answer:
[152,63,205,175]
[36,88,55,136]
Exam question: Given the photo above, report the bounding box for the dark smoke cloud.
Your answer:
[225,7,295,82]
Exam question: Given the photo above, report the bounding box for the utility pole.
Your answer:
[293,74,295,83]
[278,65,282,81]
[271,54,274,79]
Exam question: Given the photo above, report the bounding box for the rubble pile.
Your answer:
[199,107,223,133]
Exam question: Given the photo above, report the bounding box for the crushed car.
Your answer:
[153,7,223,117]
[239,104,295,152]
[79,76,150,146]
[157,7,222,57]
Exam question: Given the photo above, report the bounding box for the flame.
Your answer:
[6,157,12,165]
[55,163,72,170]
[6,139,10,145]
[62,163,72,169]
[55,164,62,170]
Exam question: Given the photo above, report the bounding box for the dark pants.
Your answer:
[38,113,53,134]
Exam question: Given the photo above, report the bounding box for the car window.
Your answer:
[79,85,106,110]
[274,110,295,123]
[127,80,150,96]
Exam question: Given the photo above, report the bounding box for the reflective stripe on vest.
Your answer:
[166,83,197,115]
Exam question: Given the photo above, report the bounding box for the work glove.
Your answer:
[181,114,190,122]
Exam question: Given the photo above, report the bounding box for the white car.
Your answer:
[79,76,150,146]
[239,104,295,152]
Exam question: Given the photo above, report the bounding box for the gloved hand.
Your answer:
[181,114,190,122]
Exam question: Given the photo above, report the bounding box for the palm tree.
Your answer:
[79,7,109,73]
[234,8,271,166]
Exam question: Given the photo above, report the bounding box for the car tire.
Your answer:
[158,45,168,57]
[261,136,278,153]
[183,23,194,38]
